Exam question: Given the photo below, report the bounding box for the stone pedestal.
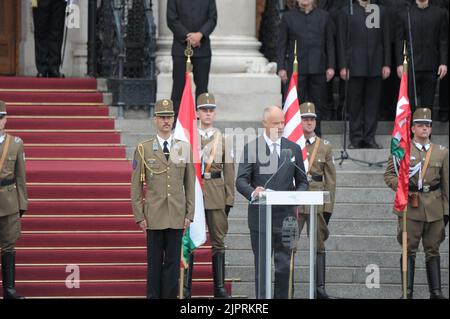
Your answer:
[155,0,281,122]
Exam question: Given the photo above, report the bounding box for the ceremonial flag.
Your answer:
[174,71,207,267]
[391,62,411,213]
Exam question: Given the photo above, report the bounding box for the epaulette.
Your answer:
[14,136,22,144]
[322,139,331,146]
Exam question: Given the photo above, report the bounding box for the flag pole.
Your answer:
[287,40,298,300]
[179,41,194,300]
[179,246,185,299]
[401,40,409,300]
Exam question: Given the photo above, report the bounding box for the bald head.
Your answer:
[262,106,285,141]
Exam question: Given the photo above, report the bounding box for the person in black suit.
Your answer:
[434,0,449,122]
[336,0,391,149]
[236,106,309,299]
[167,0,217,116]
[32,0,67,78]
[277,0,336,135]
[395,0,448,112]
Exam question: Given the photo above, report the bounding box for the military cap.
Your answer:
[197,93,216,109]
[154,99,175,117]
[300,102,317,118]
[412,107,432,123]
[0,100,6,116]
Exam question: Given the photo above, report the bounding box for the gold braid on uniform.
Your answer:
[137,142,168,182]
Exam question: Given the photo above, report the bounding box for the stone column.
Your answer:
[18,0,88,77]
[156,0,281,122]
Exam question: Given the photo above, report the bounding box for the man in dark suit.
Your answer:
[277,0,336,135]
[236,106,309,299]
[32,0,67,78]
[396,0,448,113]
[336,0,391,149]
[167,0,217,116]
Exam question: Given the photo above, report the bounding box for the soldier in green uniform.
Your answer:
[183,93,235,298]
[0,101,27,299]
[385,108,448,299]
[298,102,336,299]
[131,99,196,299]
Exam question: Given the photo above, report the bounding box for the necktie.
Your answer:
[163,141,170,160]
[422,146,427,152]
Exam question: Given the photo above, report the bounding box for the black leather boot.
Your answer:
[213,252,230,298]
[399,255,415,299]
[426,256,447,299]
[183,254,194,299]
[316,253,332,299]
[2,252,25,299]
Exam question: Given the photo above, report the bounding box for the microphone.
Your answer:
[263,149,291,190]
[283,148,308,179]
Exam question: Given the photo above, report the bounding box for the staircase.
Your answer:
[0,77,227,298]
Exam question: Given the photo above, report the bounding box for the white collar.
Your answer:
[358,0,370,8]
[199,127,216,139]
[413,140,431,151]
[263,132,281,147]
[0,133,5,144]
[306,135,316,145]
[157,134,173,150]
[416,1,429,9]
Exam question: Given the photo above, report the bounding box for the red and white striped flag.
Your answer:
[174,71,207,267]
[282,71,308,171]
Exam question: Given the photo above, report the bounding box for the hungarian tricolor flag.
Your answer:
[391,67,411,213]
[174,71,207,268]
[282,71,308,171]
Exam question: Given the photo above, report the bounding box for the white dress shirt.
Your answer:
[157,134,173,151]
[413,140,431,152]
[263,132,281,157]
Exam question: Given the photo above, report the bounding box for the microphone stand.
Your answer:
[336,0,382,167]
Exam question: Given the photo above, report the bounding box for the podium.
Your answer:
[257,191,331,299]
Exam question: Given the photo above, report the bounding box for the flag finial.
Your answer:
[403,41,408,72]
[185,41,193,72]
[293,40,298,74]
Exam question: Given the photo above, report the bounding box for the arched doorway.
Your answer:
[0,0,21,75]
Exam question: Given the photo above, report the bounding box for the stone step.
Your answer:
[225,250,449,268]
[323,135,449,150]
[226,265,449,286]
[226,218,447,237]
[229,203,397,219]
[225,234,449,252]
[230,282,449,299]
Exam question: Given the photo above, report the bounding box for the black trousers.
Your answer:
[146,229,183,299]
[409,71,437,111]
[439,74,449,119]
[33,0,67,74]
[297,74,327,136]
[250,229,293,299]
[171,56,211,115]
[348,77,382,144]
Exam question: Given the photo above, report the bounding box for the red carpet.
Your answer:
[0,77,230,298]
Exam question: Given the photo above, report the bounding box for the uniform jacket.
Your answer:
[395,3,449,71]
[200,129,235,210]
[301,137,336,215]
[336,2,391,77]
[236,136,309,232]
[167,0,217,57]
[0,135,28,217]
[277,7,336,75]
[131,137,196,230]
[384,142,449,222]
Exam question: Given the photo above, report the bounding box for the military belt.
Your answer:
[409,184,440,193]
[0,178,15,187]
[307,175,323,183]
[202,171,222,180]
